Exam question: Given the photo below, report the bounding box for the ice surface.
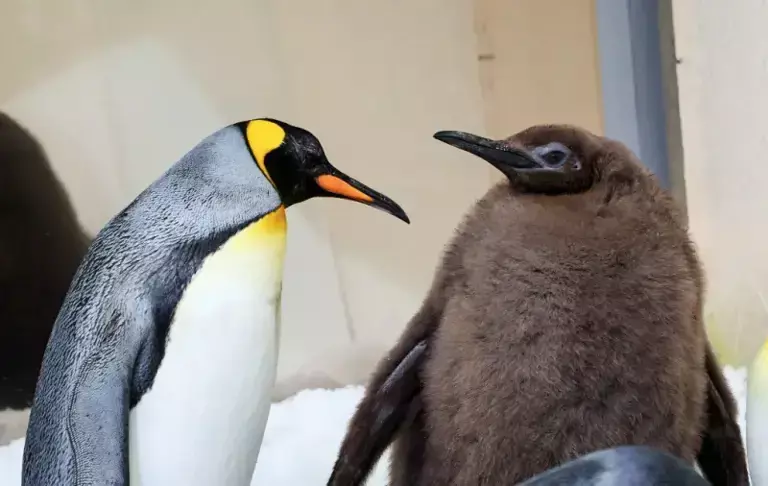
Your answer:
[0,386,389,486]
[0,368,750,486]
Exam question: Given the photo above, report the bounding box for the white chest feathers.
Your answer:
[129,207,287,486]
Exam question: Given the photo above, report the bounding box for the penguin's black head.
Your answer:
[238,118,409,223]
[433,124,606,195]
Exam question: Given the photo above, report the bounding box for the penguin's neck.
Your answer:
[128,206,288,486]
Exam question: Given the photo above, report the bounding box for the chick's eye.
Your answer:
[534,142,571,167]
[542,150,568,166]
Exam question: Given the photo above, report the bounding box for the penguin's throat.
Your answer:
[227,206,287,252]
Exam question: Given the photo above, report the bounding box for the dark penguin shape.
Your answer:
[519,445,712,486]
[0,112,90,434]
[327,125,749,486]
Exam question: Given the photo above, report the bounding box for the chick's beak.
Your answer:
[314,169,410,224]
[433,130,540,173]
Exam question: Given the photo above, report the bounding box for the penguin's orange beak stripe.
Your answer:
[315,175,374,203]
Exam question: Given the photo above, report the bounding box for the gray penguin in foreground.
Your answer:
[519,445,713,486]
[327,124,748,485]
[22,118,409,486]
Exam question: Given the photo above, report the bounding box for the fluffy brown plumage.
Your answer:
[0,112,91,412]
[328,124,748,486]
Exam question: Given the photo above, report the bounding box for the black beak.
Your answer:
[433,131,540,174]
[314,168,410,224]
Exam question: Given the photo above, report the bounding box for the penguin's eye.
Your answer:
[534,143,571,168]
[542,150,567,166]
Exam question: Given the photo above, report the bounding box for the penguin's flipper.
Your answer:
[23,309,137,486]
[66,317,137,485]
[696,342,750,486]
[327,295,441,486]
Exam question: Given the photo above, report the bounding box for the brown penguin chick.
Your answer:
[327,125,749,486]
[0,112,90,441]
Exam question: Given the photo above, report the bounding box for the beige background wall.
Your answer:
[475,0,603,138]
[474,0,603,188]
[0,0,603,393]
[671,1,768,365]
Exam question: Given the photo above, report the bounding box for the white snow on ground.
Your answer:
[724,366,748,438]
[0,367,749,486]
[250,386,390,485]
[0,386,389,486]
[0,434,22,486]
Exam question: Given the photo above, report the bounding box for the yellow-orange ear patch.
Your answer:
[246,120,287,186]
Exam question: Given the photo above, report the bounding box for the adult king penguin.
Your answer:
[22,118,409,486]
[327,124,748,486]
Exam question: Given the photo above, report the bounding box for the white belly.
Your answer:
[128,209,287,486]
